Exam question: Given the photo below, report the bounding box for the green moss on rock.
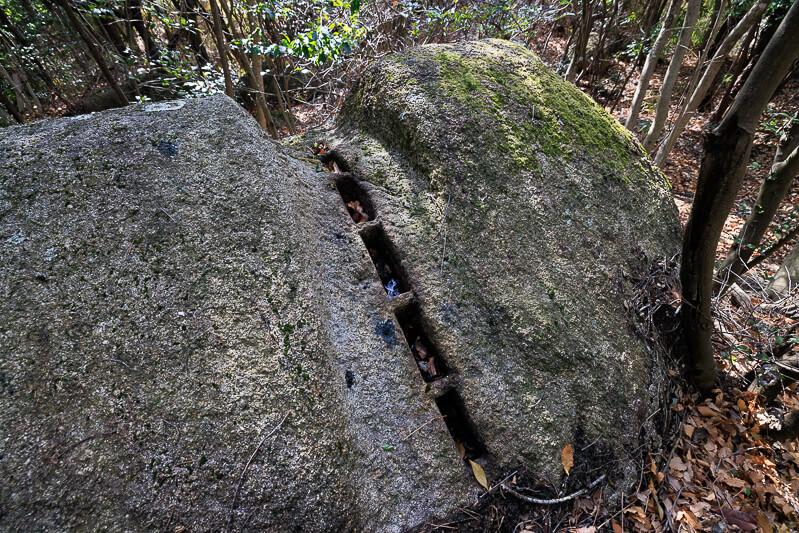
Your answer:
[342,39,661,186]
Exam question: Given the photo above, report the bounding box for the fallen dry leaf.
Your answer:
[469,459,488,489]
[756,510,773,533]
[718,507,757,531]
[455,441,466,459]
[561,444,574,476]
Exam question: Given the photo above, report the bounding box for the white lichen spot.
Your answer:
[6,232,25,244]
[44,247,57,261]
[145,101,186,113]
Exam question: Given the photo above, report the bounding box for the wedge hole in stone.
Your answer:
[396,302,448,382]
[360,226,409,298]
[319,150,350,172]
[435,391,486,461]
[335,174,375,224]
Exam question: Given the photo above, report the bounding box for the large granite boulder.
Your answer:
[323,38,682,488]
[0,40,682,531]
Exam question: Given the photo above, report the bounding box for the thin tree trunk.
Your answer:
[0,64,32,113]
[722,3,791,117]
[127,0,160,60]
[0,89,23,122]
[565,0,593,83]
[642,0,702,151]
[52,0,128,106]
[679,0,799,392]
[652,0,769,166]
[716,118,799,287]
[625,0,682,131]
[747,224,799,271]
[709,23,757,123]
[208,0,234,97]
[698,21,757,113]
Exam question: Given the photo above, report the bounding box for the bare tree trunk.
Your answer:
[641,0,702,151]
[0,64,31,113]
[127,0,160,60]
[680,0,799,392]
[721,1,791,118]
[652,0,769,166]
[625,0,682,131]
[747,224,799,271]
[716,118,799,287]
[52,0,128,106]
[208,0,234,97]
[0,88,23,122]
[709,23,757,123]
[565,0,593,83]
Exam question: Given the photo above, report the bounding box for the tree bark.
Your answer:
[625,0,682,131]
[52,0,128,106]
[652,1,769,166]
[0,88,23,122]
[641,0,701,151]
[208,0,234,97]
[565,0,593,83]
[717,118,799,287]
[679,0,799,392]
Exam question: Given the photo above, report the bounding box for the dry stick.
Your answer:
[226,411,290,532]
[479,470,518,500]
[51,431,117,462]
[402,415,446,441]
[501,474,607,505]
[436,192,451,238]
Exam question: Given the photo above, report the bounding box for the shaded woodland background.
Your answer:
[2,0,799,531]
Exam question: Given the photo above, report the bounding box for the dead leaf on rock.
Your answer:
[469,459,488,489]
[561,444,574,475]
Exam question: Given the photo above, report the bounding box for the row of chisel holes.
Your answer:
[333,169,485,461]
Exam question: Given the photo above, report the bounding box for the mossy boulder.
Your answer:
[324,39,682,487]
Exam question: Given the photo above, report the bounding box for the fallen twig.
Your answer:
[226,411,290,532]
[51,430,117,463]
[478,470,518,500]
[401,415,446,441]
[501,474,607,505]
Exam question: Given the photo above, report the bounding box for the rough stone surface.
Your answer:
[1,39,683,531]
[322,39,682,489]
[0,96,473,532]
